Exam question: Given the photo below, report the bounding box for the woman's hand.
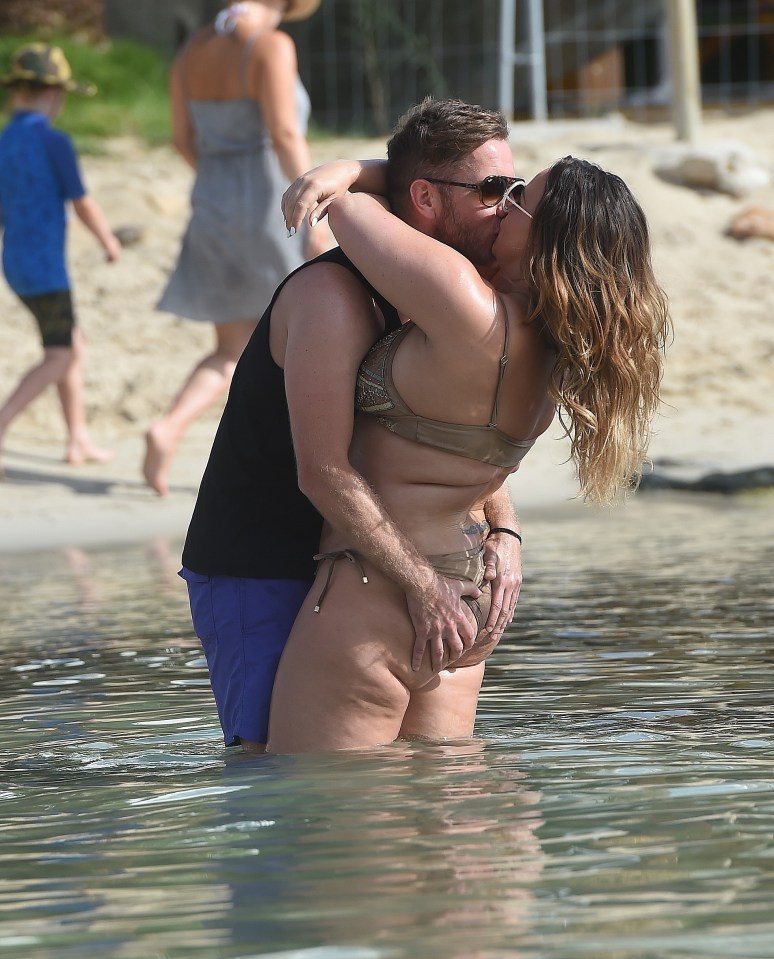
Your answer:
[282,160,363,234]
[481,530,523,641]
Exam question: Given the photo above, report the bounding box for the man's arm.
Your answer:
[482,486,523,639]
[277,263,478,672]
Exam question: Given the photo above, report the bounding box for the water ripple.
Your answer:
[0,505,773,958]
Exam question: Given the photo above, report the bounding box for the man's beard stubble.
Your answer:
[434,203,494,271]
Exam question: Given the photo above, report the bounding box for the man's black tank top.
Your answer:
[182,247,402,580]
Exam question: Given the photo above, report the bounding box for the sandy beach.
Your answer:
[2,110,774,554]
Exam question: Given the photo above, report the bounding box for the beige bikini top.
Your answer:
[355,321,536,469]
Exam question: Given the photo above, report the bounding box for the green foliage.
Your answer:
[0,34,171,151]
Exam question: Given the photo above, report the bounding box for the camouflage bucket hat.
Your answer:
[0,43,96,96]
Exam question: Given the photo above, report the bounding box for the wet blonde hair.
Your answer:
[527,157,671,503]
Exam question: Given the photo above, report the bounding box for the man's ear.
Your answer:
[407,178,440,226]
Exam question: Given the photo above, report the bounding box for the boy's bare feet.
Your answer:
[65,441,113,466]
[143,422,177,497]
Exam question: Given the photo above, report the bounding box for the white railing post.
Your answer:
[665,0,703,141]
[527,0,548,121]
[498,0,517,118]
[499,0,548,122]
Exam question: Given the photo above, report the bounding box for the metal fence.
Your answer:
[284,0,774,133]
[99,1,774,132]
[695,0,774,107]
[287,0,502,134]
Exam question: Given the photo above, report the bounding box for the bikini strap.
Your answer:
[488,317,510,429]
[312,550,368,613]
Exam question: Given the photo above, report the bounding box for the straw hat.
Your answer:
[0,43,96,95]
[283,0,321,21]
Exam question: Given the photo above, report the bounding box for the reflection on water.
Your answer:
[0,495,773,959]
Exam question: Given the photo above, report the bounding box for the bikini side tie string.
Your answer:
[312,549,368,613]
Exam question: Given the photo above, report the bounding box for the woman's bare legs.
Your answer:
[143,319,256,496]
[269,615,484,754]
[398,663,486,741]
[267,561,485,754]
[0,330,110,475]
[268,566,413,753]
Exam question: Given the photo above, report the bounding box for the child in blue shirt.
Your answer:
[0,44,120,475]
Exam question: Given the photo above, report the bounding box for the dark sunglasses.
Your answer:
[423,174,522,208]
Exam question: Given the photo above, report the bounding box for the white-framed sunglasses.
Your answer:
[500,179,533,219]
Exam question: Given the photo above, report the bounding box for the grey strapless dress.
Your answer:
[157,79,310,323]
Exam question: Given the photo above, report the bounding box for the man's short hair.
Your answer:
[386,97,509,214]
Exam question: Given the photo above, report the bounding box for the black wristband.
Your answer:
[488,527,522,545]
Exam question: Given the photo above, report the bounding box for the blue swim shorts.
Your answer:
[179,568,312,747]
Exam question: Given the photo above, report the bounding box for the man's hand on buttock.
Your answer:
[405,571,480,673]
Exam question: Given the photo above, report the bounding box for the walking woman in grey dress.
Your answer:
[146,0,331,495]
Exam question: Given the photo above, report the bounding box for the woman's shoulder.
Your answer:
[237,27,298,89]
[246,26,296,60]
[176,24,214,57]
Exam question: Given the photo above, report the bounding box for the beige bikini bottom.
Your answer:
[312,541,491,632]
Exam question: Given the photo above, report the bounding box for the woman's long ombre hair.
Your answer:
[527,157,671,503]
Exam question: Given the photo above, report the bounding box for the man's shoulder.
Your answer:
[274,248,383,344]
[280,246,399,343]
[283,249,372,301]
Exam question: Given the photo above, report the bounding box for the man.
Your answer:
[181,98,523,751]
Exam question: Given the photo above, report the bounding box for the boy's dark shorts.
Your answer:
[20,290,76,347]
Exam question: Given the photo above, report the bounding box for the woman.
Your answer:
[268,156,671,753]
[146,0,331,496]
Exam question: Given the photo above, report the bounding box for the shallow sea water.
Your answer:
[1,493,773,959]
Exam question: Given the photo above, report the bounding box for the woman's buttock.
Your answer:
[296,552,426,682]
[301,544,499,683]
